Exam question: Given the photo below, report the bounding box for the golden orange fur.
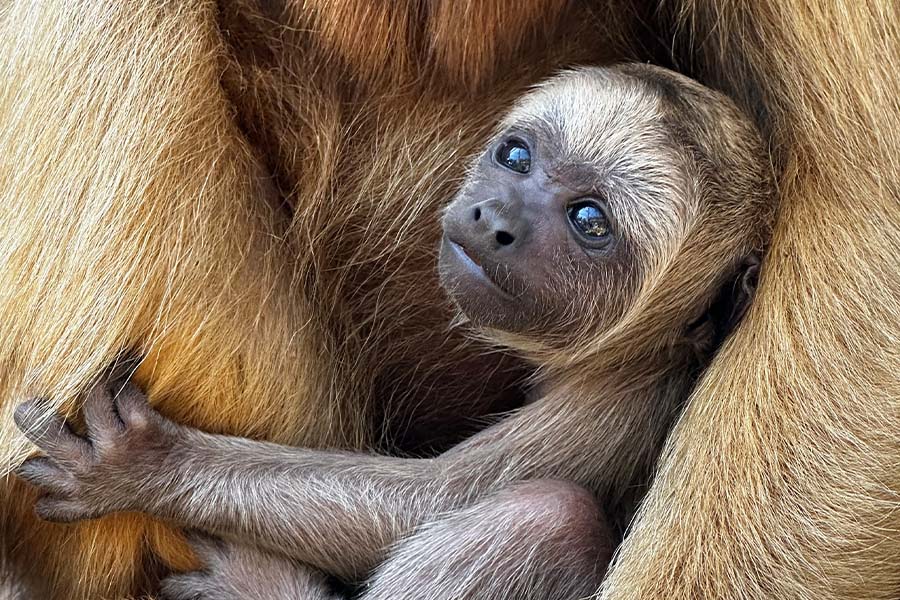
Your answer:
[0,1,896,599]
[600,2,900,598]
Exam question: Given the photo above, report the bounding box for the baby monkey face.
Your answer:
[439,134,631,337]
[439,67,692,339]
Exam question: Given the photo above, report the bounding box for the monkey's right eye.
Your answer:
[495,140,531,174]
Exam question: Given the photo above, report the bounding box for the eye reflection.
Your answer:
[568,201,610,238]
[495,140,531,174]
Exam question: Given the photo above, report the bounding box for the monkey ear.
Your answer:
[686,254,761,355]
[709,254,761,344]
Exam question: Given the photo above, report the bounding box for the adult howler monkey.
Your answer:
[0,1,897,599]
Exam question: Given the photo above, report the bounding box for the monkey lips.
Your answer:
[439,236,517,299]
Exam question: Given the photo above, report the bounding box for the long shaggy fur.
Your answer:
[0,1,618,597]
[599,2,900,599]
[0,0,896,599]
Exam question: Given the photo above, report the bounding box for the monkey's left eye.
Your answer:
[495,140,531,173]
[567,200,610,239]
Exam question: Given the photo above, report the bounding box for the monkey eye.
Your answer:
[567,200,611,240]
[495,139,531,174]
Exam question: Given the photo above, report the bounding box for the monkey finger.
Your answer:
[112,381,156,430]
[13,398,55,440]
[34,496,95,523]
[14,457,78,497]
[14,400,90,463]
[82,382,125,437]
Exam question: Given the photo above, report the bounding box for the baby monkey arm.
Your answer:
[15,377,668,579]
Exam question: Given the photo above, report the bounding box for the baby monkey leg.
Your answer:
[162,480,612,600]
[361,479,612,600]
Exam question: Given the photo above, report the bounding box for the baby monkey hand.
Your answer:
[14,381,181,522]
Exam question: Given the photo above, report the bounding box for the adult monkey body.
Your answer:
[16,64,775,598]
[0,1,897,600]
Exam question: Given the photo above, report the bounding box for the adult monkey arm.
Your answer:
[602,3,900,599]
[0,1,351,596]
[0,1,622,597]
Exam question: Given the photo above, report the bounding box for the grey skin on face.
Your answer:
[438,125,636,337]
[15,64,774,600]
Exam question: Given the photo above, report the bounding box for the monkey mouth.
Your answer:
[441,237,515,299]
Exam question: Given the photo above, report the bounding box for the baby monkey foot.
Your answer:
[161,533,338,600]
[14,380,181,522]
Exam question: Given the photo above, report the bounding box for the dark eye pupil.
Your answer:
[496,141,530,173]
[568,202,609,238]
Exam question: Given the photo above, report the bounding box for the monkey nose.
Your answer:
[469,198,527,251]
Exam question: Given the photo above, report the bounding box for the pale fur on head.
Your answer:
[456,65,774,371]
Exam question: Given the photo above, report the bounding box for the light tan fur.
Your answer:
[0,1,897,599]
[599,3,900,599]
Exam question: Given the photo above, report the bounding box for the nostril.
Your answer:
[473,207,481,221]
[495,230,515,246]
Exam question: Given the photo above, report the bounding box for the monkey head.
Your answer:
[438,65,774,356]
